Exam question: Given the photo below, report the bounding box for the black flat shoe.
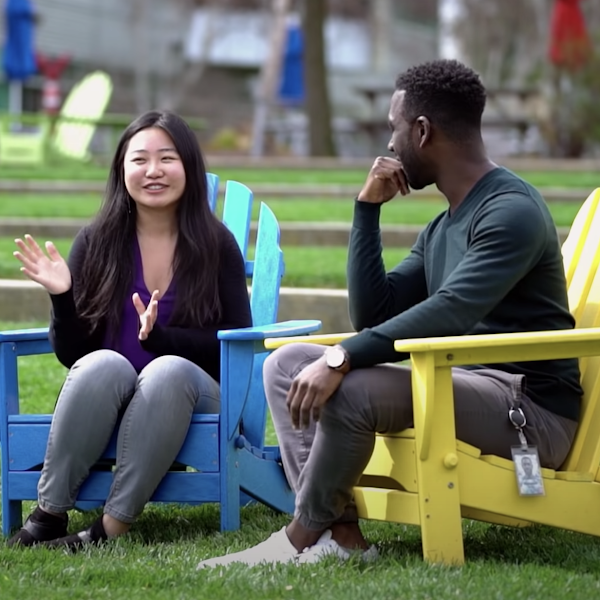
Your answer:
[7,507,69,547]
[42,515,108,551]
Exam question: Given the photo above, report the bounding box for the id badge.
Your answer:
[511,446,545,497]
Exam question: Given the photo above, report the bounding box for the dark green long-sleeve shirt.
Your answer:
[340,167,582,421]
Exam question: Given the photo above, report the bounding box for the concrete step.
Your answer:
[0,218,571,247]
[0,281,352,335]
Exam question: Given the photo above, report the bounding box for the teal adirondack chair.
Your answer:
[0,175,321,535]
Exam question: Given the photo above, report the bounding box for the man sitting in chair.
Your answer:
[197,59,582,568]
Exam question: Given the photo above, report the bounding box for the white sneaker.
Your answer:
[297,529,380,564]
[196,527,299,569]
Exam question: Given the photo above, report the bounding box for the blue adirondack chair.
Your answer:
[0,175,321,536]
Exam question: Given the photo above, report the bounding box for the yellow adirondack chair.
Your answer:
[264,187,600,565]
[0,71,113,165]
[50,70,113,161]
[0,116,50,165]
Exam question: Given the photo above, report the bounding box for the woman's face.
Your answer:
[123,127,186,211]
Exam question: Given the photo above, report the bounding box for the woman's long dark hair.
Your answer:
[75,110,222,335]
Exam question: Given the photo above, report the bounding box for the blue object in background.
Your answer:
[3,0,36,81]
[277,21,304,105]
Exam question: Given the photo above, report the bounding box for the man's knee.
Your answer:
[264,343,304,376]
[264,343,324,384]
[320,373,370,430]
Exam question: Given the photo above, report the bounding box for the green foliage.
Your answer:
[543,38,600,157]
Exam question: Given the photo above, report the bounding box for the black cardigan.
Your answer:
[48,223,253,383]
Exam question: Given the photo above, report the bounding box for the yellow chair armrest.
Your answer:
[397,328,600,460]
[395,327,600,367]
[264,332,356,350]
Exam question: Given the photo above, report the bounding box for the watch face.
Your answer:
[327,347,345,368]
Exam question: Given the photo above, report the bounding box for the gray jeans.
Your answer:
[38,349,220,523]
[263,343,579,531]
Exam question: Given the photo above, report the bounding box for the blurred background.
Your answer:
[0,0,599,162]
[0,1,599,351]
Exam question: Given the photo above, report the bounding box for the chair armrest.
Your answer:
[218,320,322,342]
[396,328,600,461]
[264,332,356,350]
[0,327,49,343]
[395,327,600,367]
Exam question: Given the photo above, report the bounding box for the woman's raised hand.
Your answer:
[14,234,72,295]
[133,289,159,341]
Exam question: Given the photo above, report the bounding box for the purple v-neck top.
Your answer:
[103,237,176,372]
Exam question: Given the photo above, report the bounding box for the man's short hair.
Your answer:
[395,59,487,142]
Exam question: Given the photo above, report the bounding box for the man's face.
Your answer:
[387,90,434,191]
[521,457,533,476]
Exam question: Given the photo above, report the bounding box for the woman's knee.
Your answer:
[67,350,137,393]
[55,350,137,414]
[73,349,135,379]
[138,355,218,408]
[139,355,196,384]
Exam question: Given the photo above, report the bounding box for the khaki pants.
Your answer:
[263,343,578,531]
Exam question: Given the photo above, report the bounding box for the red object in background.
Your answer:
[36,53,70,114]
[549,0,593,70]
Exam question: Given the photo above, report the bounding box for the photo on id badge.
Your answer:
[511,447,545,496]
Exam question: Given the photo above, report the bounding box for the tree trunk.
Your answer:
[302,0,336,156]
[131,0,152,114]
[370,0,393,73]
[250,0,291,157]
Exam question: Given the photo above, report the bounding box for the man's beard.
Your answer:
[399,142,429,191]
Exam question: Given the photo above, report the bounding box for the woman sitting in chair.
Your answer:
[9,110,252,548]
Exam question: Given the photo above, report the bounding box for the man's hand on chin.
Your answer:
[358,157,410,204]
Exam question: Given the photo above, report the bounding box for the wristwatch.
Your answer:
[325,345,351,374]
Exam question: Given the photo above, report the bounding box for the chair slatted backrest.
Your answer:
[206,173,219,214]
[249,203,284,326]
[243,203,285,448]
[221,180,252,258]
[560,188,600,473]
[217,179,285,448]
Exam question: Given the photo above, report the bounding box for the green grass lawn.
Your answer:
[218,168,600,190]
[1,320,600,599]
[0,194,584,227]
[0,194,103,218]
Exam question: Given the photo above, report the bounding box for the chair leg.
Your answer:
[3,500,23,536]
[220,441,241,532]
[418,458,464,564]
[412,358,465,565]
[220,471,241,531]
